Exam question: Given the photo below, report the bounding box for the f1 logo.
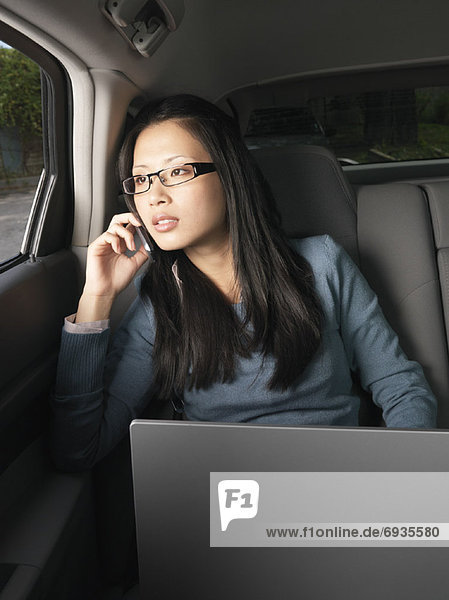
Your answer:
[218,480,260,531]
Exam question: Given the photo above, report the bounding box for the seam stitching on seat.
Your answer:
[325,158,356,213]
[422,185,442,247]
[438,251,449,354]
[397,278,439,307]
[440,252,449,319]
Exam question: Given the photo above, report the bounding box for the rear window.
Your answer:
[243,86,449,165]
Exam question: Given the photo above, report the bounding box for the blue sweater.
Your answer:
[52,236,437,470]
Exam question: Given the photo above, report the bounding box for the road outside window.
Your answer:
[0,41,43,263]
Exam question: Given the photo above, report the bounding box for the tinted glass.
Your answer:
[244,86,449,165]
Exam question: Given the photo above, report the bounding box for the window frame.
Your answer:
[0,19,73,274]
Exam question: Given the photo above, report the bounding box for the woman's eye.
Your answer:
[135,176,148,186]
[171,167,187,177]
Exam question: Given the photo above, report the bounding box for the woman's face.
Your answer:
[132,120,228,258]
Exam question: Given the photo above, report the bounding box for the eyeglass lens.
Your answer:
[124,164,196,194]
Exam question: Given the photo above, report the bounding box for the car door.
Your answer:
[0,17,102,599]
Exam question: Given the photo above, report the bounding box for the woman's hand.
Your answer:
[75,213,149,322]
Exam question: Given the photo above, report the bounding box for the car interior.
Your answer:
[1,0,449,598]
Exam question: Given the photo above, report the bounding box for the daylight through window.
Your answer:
[0,41,43,263]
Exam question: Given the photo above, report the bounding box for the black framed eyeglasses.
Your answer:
[122,162,216,195]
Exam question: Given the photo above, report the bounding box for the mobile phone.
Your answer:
[123,195,155,259]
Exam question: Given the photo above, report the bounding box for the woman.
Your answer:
[52,94,437,471]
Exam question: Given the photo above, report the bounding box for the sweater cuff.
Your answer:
[56,327,111,395]
[64,313,110,334]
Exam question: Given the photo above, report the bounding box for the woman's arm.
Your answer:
[325,236,437,428]
[51,294,156,471]
[51,212,151,471]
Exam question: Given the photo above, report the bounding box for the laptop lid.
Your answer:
[130,420,449,600]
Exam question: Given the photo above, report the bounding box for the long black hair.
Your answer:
[118,94,323,398]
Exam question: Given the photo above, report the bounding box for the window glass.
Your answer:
[244,86,449,166]
[0,41,43,263]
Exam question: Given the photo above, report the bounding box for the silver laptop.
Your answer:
[130,421,449,600]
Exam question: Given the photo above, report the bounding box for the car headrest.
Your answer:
[251,144,358,262]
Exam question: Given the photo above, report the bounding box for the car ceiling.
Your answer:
[1,0,449,102]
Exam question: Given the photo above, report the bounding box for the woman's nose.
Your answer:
[146,177,172,206]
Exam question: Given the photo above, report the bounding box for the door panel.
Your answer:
[0,252,101,599]
[0,19,102,598]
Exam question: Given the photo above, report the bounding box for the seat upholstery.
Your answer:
[253,145,449,427]
[251,145,359,263]
[358,182,449,427]
[422,180,449,350]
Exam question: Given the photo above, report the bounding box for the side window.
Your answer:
[0,41,43,264]
[243,86,449,166]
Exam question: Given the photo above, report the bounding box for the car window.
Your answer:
[243,86,449,166]
[0,41,43,264]
[245,106,327,150]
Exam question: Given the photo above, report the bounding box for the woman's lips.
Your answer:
[152,214,179,232]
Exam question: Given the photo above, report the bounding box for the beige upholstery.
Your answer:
[253,146,449,427]
[358,183,449,427]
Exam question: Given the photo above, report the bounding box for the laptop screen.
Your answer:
[130,421,449,599]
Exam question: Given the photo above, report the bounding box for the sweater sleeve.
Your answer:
[325,236,437,428]
[51,295,156,471]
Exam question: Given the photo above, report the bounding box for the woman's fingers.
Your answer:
[83,213,150,299]
[89,212,149,259]
[109,212,142,229]
[106,223,136,252]
[102,212,144,254]
[102,231,128,254]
